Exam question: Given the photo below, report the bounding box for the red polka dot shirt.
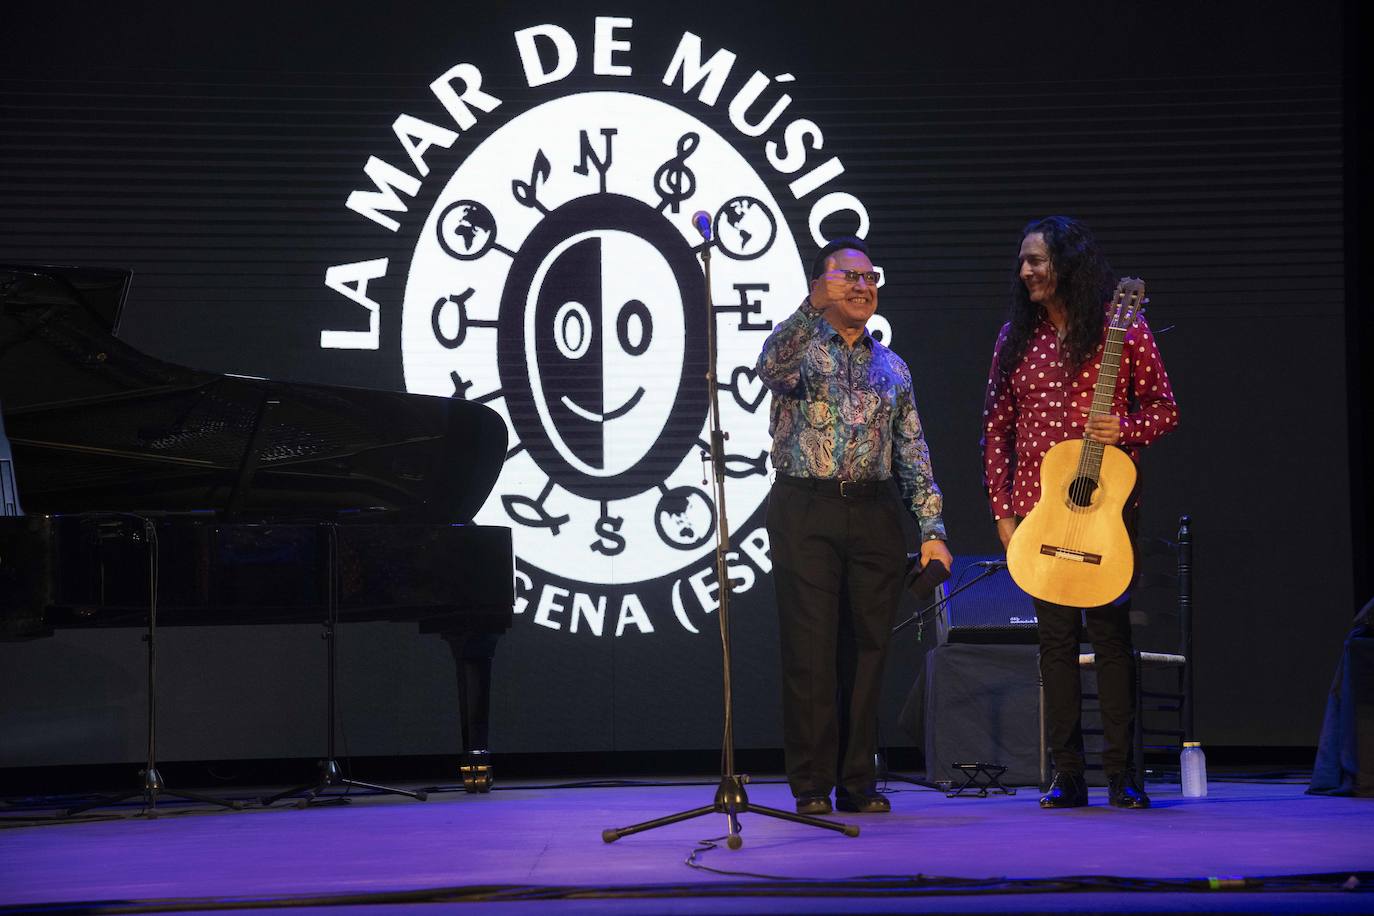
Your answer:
[981,312,1179,521]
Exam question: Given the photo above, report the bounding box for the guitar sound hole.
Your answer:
[1068,477,1098,508]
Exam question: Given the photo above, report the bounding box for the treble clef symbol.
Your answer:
[654,132,699,214]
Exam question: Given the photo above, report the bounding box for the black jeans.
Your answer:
[766,477,907,797]
[1033,500,1140,777]
[1035,594,1136,776]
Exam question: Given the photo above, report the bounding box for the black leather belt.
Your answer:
[777,474,887,498]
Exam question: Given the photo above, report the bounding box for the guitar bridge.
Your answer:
[1039,545,1103,565]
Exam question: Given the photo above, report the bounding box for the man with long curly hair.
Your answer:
[981,216,1179,809]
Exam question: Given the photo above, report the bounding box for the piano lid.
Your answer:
[0,264,507,522]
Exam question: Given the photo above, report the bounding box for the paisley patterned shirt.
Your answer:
[756,299,947,542]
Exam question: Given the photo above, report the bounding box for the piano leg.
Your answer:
[440,631,498,793]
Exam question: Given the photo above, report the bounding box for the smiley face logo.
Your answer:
[498,194,706,499]
[400,91,806,588]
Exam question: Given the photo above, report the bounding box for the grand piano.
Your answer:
[0,264,513,794]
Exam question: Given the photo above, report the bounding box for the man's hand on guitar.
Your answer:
[1084,414,1122,446]
[996,516,1018,550]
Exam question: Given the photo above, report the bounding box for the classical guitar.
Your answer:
[1006,278,1145,608]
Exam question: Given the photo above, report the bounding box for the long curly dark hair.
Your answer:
[998,215,1116,377]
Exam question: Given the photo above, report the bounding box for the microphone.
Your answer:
[691,210,712,241]
[904,557,950,600]
[973,559,1009,569]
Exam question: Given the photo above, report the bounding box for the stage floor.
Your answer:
[1,773,1371,914]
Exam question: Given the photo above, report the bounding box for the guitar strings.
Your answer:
[1062,312,1111,552]
[1061,291,1135,555]
[1066,319,1126,552]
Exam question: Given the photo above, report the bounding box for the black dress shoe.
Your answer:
[1039,770,1089,808]
[795,793,831,815]
[834,789,891,813]
[1108,771,1151,809]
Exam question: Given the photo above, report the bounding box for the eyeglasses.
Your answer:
[842,269,881,286]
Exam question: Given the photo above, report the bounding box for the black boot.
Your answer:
[835,787,891,813]
[1108,770,1151,809]
[1039,770,1089,808]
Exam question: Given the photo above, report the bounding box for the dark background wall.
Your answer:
[0,0,1358,766]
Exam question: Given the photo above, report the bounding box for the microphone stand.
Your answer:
[602,229,858,848]
[261,525,427,808]
[875,563,1010,791]
[65,515,241,817]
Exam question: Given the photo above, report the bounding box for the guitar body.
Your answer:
[1007,439,1136,608]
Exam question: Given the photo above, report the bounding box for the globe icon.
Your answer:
[437,200,497,260]
[715,196,776,260]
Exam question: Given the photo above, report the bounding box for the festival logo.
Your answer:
[324,21,875,637]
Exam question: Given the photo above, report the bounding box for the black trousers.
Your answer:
[1033,500,1140,778]
[766,478,906,797]
[1035,594,1136,776]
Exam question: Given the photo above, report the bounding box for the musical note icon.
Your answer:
[653,132,699,214]
[512,150,552,215]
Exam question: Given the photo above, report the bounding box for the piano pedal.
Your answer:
[460,750,493,794]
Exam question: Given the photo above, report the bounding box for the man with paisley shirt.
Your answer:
[757,236,951,816]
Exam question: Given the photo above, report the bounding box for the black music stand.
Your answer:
[601,235,857,848]
[65,516,241,818]
[262,525,426,807]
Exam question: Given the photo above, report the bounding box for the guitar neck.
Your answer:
[1079,324,1130,476]
[1088,325,1128,418]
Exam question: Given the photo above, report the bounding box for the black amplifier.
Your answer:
[942,555,1039,645]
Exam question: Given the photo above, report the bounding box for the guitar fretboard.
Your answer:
[1077,290,1138,484]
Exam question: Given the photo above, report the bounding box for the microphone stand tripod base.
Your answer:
[261,758,427,809]
[64,766,243,818]
[601,774,859,846]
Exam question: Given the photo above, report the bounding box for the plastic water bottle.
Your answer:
[1181,741,1208,797]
